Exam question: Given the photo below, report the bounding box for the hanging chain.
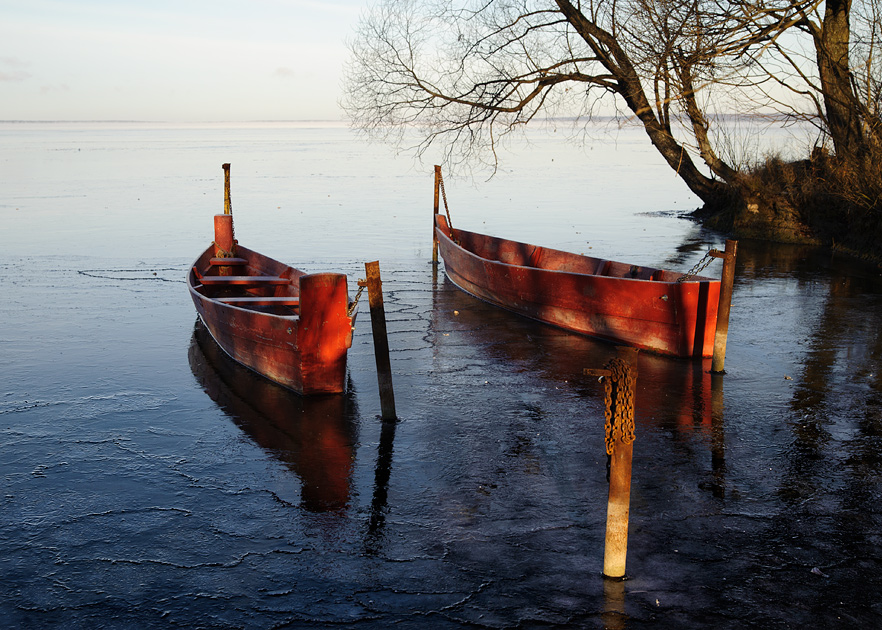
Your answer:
[438,168,453,229]
[603,358,636,456]
[677,249,717,282]
[348,282,365,317]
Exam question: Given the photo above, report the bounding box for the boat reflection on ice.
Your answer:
[433,276,718,427]
[188,319,359,512]
[431,277,726,492]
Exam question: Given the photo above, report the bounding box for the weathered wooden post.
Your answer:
[710,239,737,373]
[584,346,638,580]
[222,163,232,215]
[432,165,441,264]
[363,261,397,421]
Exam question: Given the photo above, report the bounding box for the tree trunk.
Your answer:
[678,62,739,183]
[816,0,864,157]
[632,97,730,206]
[554,0,728,207]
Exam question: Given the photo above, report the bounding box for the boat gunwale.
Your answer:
[434,214,719,285]
[188,244,304,320]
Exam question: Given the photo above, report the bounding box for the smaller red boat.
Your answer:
[188,165,355,395]
[432,170,725,358]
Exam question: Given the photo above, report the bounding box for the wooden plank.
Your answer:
[217,296,300,307]
[198,275,289,286]
[209,257,248,266]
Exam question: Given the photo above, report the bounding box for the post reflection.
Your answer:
[188,319,359,513]
[775,249,882,507]
[364,417,397,555]
[602,578,627,630]
[709,372,726,495]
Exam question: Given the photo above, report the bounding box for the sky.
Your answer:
[0,0,364,121]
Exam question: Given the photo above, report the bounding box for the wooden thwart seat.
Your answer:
[217,296,300,307]
[198,275,289,286]
[209,257,248,266]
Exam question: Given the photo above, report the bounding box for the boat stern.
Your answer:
[298,273,354,394]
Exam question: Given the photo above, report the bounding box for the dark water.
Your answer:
[3,124,882,628]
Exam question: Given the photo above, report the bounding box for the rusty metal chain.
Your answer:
[677,249,716,282]
[211,241,236,258]
[437,168,453,229]
[347,282,365,317]
[603,357,636,455]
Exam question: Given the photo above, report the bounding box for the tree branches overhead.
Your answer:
[345,1,604,169]
[343,0,881,204]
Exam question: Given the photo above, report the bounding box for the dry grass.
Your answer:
[734,143,882,259]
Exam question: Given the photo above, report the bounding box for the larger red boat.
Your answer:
[188,165,355,395]
[433,211,722,358]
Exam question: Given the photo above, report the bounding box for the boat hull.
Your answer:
[188,244,354,395]
[435,214,720,358]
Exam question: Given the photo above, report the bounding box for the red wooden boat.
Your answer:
[432,188,723,358]
[188,165,355,395]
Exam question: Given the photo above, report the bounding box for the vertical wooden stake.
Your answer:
[432,165,441,264]
[222,163,232,215]
[364,261,397,421]
[585,347,638,580]
[711,239,738,374]
[605,347,637,579]
[604,438,634,579]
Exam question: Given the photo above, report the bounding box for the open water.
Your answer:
[2,122,882,628]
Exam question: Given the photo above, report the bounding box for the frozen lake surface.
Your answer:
[2,122,881,628]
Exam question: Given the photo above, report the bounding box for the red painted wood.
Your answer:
[213,214,237,277]
[218,296,301,307]
[189,243,355,395]
[213,214,235,256]
[197,275,289,286]
[209,257,248,266]
[434,214,720,358]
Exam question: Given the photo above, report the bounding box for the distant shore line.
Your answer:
[0,113,805,126]
[0,119,351,126]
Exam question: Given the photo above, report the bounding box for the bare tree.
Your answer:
[345,1,739,205]
[344,0,881,222]
[722,0,881,156]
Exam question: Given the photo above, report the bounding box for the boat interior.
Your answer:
[437,214,686,282]
[191,252,303,316]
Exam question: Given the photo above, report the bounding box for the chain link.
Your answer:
[438,169,453,229]
[211,241,237,258]
[677,249,716,282]
[347,282,365,317]
[603,357,636,455]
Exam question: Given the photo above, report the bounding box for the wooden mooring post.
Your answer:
[432,165,441,264]
[222,163,232,215]
[584,346,638,579]
[710,239,738,374]
[362,261,397,421]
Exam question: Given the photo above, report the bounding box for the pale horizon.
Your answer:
[0,0,362,122]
